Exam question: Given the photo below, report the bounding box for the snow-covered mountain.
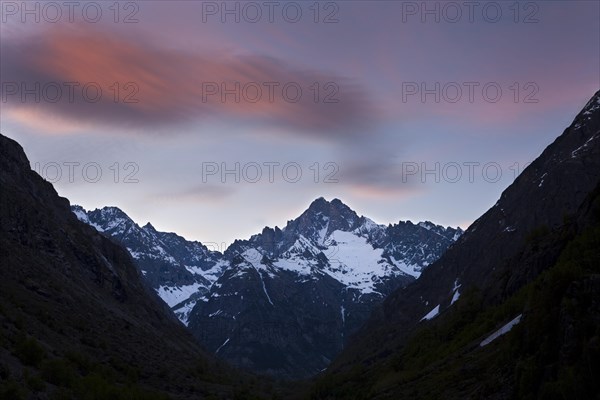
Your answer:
[72,197,461,378]
[71,205,226,322]
[221,198,457,293]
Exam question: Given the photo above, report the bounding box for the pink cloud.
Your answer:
[1,24,378,137]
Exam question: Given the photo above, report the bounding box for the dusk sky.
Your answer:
[1,0,599,247]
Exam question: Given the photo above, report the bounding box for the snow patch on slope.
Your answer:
[240,249,275,305]
[72,208,90,223]
[259,272,274,306]
[390,256,421,278]
[173,301,197,326]
[571,134,599,158]
[323,230,392,294]
[421,304,440,321]
[158,283,203,307]
[480,314,522,347]
[186,259,228,285]
[73,208,105,231]
[451,279,461,305]
[215,338,230,353]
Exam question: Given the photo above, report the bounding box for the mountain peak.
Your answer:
[308,196,329,209]
[307,197,352,214]
[98,206,130,218]
[303,197,357,224]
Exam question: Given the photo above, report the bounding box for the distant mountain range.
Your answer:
[73,198,462,378]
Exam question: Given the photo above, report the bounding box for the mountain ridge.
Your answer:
[73,197,462,379]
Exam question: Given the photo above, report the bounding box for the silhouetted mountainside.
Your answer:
[311,91,600,399]
[0,133,273,399]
